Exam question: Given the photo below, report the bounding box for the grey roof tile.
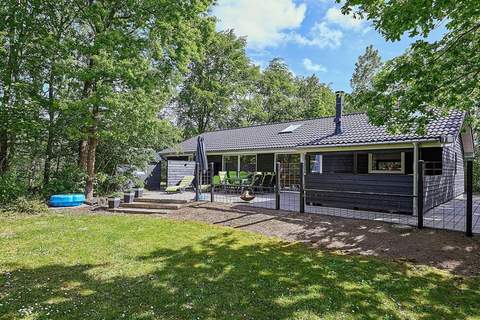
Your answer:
[161,111,464,154]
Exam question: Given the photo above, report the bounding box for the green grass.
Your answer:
[0,213,479,320]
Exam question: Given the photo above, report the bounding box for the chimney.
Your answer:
[334,91,344,135]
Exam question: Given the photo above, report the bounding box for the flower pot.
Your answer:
[134,188,144,198]
[108,197,121,209]
[124,192,135,204]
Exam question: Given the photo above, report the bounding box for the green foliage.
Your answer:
[340,0,480,133]
[348,45,382,113]
[0,197,48,216]
[236,58,336,127]
[94,172,129,197]
[0,172,28,205]
[296,75,336,118]
[176,30,259,137]
[42,165,87,197]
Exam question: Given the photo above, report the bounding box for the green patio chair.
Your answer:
[165,175,194,193]
[213,175,221,186]
[228,171,239,184]
[218,171,228,184]
[239,171,249,180]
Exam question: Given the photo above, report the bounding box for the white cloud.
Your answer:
[212,0,306,50]
[302,58,327,72]
[291,22,343,48]
[325,7,366,31]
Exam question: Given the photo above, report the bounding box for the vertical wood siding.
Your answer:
[167,160,195,186]
[423,136,464,211]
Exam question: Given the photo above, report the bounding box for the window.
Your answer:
[279,124,302,133]
[421,147,442,175]
[223,155,238,172]
[309,154,322,173]
[240,155,256,173]
[368,152,405,174]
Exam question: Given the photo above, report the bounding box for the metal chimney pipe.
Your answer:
[334,91,344,135]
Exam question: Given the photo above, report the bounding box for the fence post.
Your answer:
[210,162,215,202]
[195,162,200,201]
[417,160,424,229]
[299,161,305,213]
[275,162,281,210]
[466,159,473,237]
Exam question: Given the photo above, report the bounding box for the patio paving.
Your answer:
[143,190,480,234]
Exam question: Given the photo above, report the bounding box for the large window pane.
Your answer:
[369,152,404,173]
[224,155,238,172]
[309,154,322,173]
[240,155,256,173]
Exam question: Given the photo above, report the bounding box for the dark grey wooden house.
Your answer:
[160,92,474,214]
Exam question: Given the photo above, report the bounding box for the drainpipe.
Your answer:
[413,142,419,215]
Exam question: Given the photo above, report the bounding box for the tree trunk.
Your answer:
[85,106,99,201]
[43,114,55,183]
[78,140,88,170]
[0,132,8,173]
[43,70,56,184]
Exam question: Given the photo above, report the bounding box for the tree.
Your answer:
[252,58,299,123]
[0,0,214,201]
[340,0,480,133]
[69,0,214,200]
[0,0,41,173]
[348,45,382,113]
[296,75,335,119]
[175,30,258,137]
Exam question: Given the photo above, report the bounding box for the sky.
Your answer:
[211,0,446,92]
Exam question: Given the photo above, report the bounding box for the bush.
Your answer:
[0,197,49,215]
[0,171,29,205]
[43,165,87,197]
[95,172,129,196]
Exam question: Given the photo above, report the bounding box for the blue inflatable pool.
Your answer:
[50,194,85,207]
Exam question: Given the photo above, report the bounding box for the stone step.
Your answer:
[135,197,191,204]
[121,202,182,210]
[108,207,173,215]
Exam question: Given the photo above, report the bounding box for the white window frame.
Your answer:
[309,154,323,173]
[368,152,405,174]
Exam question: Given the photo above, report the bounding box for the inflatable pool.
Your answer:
[50,194,85,207]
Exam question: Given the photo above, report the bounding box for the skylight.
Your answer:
[279,124,302,134]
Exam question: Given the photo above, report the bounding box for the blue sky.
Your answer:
[211,0,446,92]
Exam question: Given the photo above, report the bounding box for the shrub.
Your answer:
[0,197,49,216]
[0,171,29,205]
[43,165,87,197]
[95,172,129,196]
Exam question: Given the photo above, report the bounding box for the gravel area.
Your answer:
[67,202,480,276]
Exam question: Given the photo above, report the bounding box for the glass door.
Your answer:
[276,154,300,190]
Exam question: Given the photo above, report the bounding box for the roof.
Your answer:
[160,111,465,154]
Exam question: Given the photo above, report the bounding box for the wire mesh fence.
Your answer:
[191,160,477,236]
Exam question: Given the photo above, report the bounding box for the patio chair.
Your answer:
[247,172,264,192]
[260,173,274,193]
[165,175,194,193]
[228,171,241,186]
[239,171,249,180]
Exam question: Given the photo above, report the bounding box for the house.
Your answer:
[159,92,475,214]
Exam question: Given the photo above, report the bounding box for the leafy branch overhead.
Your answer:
[340,0,480,134]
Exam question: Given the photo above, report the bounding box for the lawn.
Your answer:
[0,213,479,320]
